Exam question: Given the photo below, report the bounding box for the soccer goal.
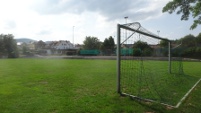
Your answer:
[116,22,192,107]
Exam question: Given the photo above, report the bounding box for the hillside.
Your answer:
[15,38,37,43]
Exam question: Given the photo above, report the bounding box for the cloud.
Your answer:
[33,0,169,21]
[37,30,52,35]
[4,20,16,29]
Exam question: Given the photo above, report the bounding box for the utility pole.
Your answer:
[73,26,74,47]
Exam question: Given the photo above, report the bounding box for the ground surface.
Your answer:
[0,58,200,113]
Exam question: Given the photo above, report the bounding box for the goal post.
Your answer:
[117,23,172,93]
[116,23,191,107]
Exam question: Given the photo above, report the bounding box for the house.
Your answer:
[45,40,76,55]
[74,44,83,50]
[54,40,74,50]
[27,42,36,50]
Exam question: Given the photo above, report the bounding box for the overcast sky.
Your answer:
[0,0,200,44]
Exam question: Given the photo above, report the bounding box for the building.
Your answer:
[45,40,76,55]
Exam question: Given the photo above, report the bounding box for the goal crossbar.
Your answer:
[118,24,170,41]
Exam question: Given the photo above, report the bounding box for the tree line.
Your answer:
[172,33,201,58]
[82,36,115,55]
[0,33,201,58]
[131,33,201,58]
[81,33,201,58]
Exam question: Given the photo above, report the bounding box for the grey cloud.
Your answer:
[37,30,52,35]
[33,0,162,21]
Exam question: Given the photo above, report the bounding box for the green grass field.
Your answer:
[0,58,201,113]
[120,60,200,106]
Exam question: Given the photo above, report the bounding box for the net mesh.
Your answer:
[118,23,198,107]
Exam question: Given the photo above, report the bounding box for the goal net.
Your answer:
[116,22,195,107]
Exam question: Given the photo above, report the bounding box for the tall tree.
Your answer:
[108,36,115,50]
[133,41,153,56]
[83,36,101,50]
[102,36,115,50]
[0,34,19,58]
[180,34,196,47]
[162,0,201,29]
[101,36,115,55]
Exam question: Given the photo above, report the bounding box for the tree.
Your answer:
[83,36,101,50]
[180,34,196,47]
[196,33,201,46]
[0,34,19,58]
[133,41,153,56]
[108,36,115,50]
[159,39,169,48]
[162,0,201,29]
[102,36,115,51]
[0,37,5,56]
[22,43,29,55]
[35,40,46,50]
[101,36,115,55]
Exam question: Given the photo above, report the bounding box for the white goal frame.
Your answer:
[116,23,173,107]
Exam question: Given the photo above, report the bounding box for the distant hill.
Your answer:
[15,38,37,43]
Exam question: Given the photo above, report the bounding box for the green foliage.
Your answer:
[133,41,153,56]
[159,39,169,56]
[101,36,115,55]
[172,33,201,58]
[180,47,201,58]
[0,34,19,58]
[180,34,196,47]
[160,39,169,48]
[83,36,101,50]
[0,37,5,56]
[196,33,201,46]
[22,44,28,54]
[162,0,201,29]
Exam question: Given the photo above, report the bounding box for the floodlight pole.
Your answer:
[117,24,121,94]
[157,30,160,44]
[157,30,160,36]
[124,16,128,42]
[73,26,75,47]
[168,41,172,74]
[124,16,128,24]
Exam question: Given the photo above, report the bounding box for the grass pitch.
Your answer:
[0,58,200,113]
[120,60,199,107]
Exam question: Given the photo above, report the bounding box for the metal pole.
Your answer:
[73,26,74,47]
[124,16,128,24]
[124,16,128,41]
[117,24,121,93]
[168,41,171,74]
[157,30,160,44]
[157,30,160,36]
